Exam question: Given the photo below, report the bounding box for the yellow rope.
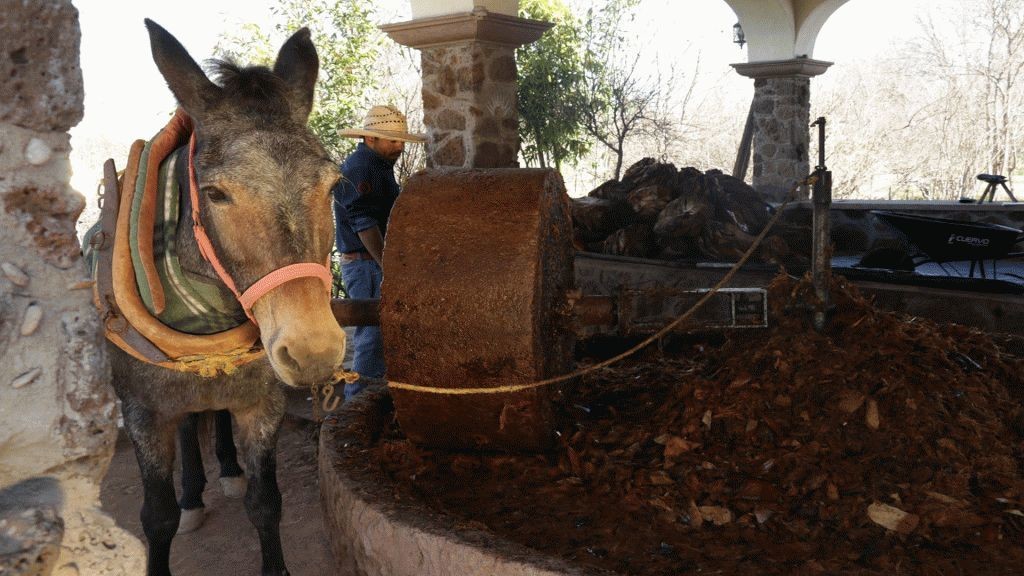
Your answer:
[387,178,810,396]
[171,348,266,377]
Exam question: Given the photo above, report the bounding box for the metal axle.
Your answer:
[330,287,769,336]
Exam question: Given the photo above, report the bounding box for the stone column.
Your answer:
[382,7,550,168]
[0,2,146,574]
[732,58,832,202]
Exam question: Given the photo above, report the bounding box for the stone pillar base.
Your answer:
[751,75,812,201]
[420,42,519,168]
[732,59,832,202]
[382,9,551,169]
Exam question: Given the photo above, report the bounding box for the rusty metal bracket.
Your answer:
[615,287,768,336]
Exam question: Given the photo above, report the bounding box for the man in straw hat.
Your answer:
[333,104,425,400]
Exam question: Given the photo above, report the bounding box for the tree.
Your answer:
[517,0,591,170]
[967,0,1023,182]
[217,0,383,159]
[811,63,916,199]
[579,0,670,181]
[807,0,1024,200]
[893,0,1018,199]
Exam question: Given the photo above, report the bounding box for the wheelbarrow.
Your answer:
[872,210,1024,279]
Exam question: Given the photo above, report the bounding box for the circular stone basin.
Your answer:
[319,385,607,576]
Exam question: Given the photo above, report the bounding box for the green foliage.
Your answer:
[517,0,591,169]
[580,0,641,67]
[217,0,382,159]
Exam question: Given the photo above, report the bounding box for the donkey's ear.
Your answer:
[273,27,319,122]
[145,19,221,119]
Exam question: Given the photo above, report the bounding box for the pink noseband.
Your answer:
[188,134,332,326]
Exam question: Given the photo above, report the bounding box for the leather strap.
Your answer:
[187,133,243,299]
[238,263,333,312]
[94,152,170,364]
[340,251,375,263]
[93,108,330,372]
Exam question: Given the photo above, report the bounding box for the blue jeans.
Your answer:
[340,259,384,400]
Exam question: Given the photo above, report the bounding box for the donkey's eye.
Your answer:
[203,186,230,204]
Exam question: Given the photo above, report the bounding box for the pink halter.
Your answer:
[187,134,332,326]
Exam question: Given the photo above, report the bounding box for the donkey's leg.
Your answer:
[122,401,180,576]
[214,409,246,498]
[236,401,289,576]
[176,412,206,534]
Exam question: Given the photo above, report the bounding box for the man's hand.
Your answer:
[357,226,385,265]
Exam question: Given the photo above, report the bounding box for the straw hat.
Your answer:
[338,105,426,143]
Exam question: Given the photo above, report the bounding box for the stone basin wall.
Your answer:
[319,385,610,576]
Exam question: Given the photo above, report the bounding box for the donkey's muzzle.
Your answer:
[251,277,346,387]
[269,336,344,386]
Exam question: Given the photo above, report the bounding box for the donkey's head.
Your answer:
[145,20,346,387]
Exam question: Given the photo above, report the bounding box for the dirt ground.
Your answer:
[100,392,345,576]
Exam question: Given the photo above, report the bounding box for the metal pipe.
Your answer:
[810,116,832,332]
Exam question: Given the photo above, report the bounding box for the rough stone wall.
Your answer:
[421,41,520,168]
[751,76,811,202]
[0,1,145,574]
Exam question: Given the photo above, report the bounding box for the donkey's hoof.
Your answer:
[177,507,206,534]
[220,475,247,499]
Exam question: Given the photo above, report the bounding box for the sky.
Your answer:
[68,0,939,215]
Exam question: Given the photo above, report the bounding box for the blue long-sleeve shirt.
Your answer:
[332,142,400,254]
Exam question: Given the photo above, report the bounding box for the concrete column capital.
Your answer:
[731,58,833,79]
[381,8,552,49]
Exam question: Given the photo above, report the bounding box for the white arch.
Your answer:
[723,0,796,61]
[723,0,850,62]
[794,0,850,57]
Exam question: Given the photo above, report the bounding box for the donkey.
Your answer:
[111,20,346,575]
